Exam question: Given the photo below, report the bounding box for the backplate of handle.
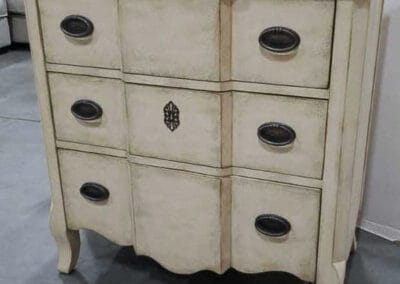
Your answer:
[80,182,110,202]
[71,100,103,121]
[255,214,291,237]
[258,122,296,146]
[259,27,300,54]
[60,15,94,38]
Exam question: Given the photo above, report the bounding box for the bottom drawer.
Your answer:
[231,176,320,282]
[131,164,230,274]
[59,150,132,245]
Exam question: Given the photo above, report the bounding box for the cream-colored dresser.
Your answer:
[25,0,383,283]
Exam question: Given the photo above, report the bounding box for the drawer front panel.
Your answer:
[233,92,327,178]
[59,150,132,245]
[49,73,126,149]
[131,164,228,273]
[119,0,221,81]
[231,0,335,88]
[127,85,224,167]
[38,0,120,68]
[231,176,320,282]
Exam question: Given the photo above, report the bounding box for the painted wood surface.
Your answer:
[131,164,229,273]
[49,73,127,150]
[38,0,121,68]
[126,84,229,167]
[232,91,328,179]
[59,150,133,246]
[231,0,335,88]
[25,0,383,282]
[231,176,320,282]
[25,0,80,273]
[119,0,222,81]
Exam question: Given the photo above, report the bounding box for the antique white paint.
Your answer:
[232,92,328,179]
[38,0,121,69]
[231,176,320,282]
[25,0,383,283]
[49,73,127,150]
[231,0,335,88]
[59,150,133,246]
[126,84,226,167]
[119,0,222,81]
[131,164,227,273]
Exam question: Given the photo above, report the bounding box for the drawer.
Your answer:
[231,176,320,282]
[231,0,335,88]
[119,0,222,81]
[131,164,229,273]
[49,73,126,150]
[232,92,327,178]
[126,85,231,167]
[38,0,120,68]
[59,150,132,245]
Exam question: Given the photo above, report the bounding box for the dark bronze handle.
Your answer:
[259,27,300,54]
[80,182,109,202]
[258,122,296,146]
[60,15,94,38]
[71,100,103,121]
[255,214,291,237]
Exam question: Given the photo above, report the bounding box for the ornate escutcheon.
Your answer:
[164,101,180,132]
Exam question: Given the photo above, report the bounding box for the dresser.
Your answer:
[25,1,383,283]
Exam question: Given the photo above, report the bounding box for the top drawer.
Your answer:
[38,0,120,69]
[38,0,335,88]
[231,0,335,88]
[119,0,222,81]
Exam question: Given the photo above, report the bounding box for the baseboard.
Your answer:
[359,219,400,242]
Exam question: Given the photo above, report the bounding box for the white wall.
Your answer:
[360,0,400,241]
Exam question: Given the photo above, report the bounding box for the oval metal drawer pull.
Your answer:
[71,100,103,121]
[259,27,300,54]
[60,15,94,38]
[258,122,296,146]
[80,182,110,202]
[255,214,291,237]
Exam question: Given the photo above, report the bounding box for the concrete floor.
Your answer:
[1,49,399,284]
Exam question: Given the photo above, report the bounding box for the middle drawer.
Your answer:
[126,84,230,167]
[49,73,127,150]
[233,92,328,179]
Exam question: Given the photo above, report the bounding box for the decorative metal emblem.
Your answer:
[164,101,180,132]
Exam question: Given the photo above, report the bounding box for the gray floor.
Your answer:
[1,49,399,284]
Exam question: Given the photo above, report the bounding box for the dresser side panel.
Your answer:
[347,0,385,258]
[333,0,370,262]
[317,1,354,283]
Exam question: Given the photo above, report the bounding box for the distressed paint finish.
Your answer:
[233,92,328,179]
[231,0,335,88]
[25,0,383,282]
[126,84,229,167]
[59,150,133,246]
[49,73,127,150]
[38,0,121,69]
[45,62,331,99]
[131,164,229,274]
[119,0,222,81]
[25,0,81,274]
[231,176,320,282]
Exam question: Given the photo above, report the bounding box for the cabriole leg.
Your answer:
[50,204,80,273]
